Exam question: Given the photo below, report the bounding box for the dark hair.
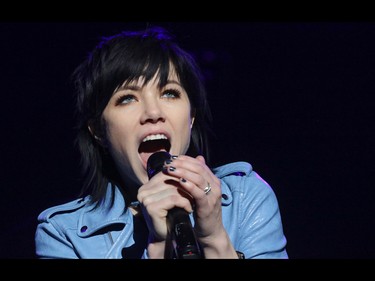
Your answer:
[72,26,213,205]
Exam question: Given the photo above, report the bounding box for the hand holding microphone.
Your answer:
[147,151,203,259]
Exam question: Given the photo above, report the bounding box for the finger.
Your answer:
[137,173,194,212]
[164,156,210,184]
[163,156,217,196]
[144,193,194,216]
[137,171,178,200]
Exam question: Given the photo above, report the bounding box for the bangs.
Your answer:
[97,36,176,99]
[123,56,174,89]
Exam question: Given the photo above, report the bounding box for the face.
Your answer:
[99,69,194,186]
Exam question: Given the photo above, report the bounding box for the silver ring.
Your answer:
[204,183,211,195]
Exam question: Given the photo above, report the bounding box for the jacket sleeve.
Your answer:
[35,219,78,259]
[237,171,288,259]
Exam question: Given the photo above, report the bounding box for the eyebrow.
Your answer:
[120,85,139,91]
[117,79,182,92]
[165,80,182,87]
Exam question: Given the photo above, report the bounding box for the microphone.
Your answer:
[147,151,203,259]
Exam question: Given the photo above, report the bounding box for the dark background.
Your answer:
[1,22,374,259]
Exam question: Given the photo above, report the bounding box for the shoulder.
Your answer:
[212,161,252,179]
[37,196,91,223]
[213,161,269,189]
[213,161,276,202]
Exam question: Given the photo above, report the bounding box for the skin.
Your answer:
[91,67,238,258]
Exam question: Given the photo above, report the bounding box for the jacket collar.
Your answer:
[77,184,133,237]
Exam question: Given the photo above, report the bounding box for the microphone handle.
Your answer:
[167,207,203,259]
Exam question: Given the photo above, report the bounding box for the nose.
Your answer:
[140,97,166,124]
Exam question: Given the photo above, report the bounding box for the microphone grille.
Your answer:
[146,151,171,179]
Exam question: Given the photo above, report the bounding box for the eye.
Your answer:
[116,94,137,105]
[161,89,181,99]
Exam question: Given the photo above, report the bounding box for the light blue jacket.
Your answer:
[35,161,288,259]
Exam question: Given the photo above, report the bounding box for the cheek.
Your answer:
[103,113,134,148]
[174,109,192,131]
[109,120,133,141]
[181,114,194,142]
[104,121,134,168]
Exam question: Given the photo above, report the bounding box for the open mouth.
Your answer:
[138,134,171,169]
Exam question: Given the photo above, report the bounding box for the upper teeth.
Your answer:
[142,134,168,142]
